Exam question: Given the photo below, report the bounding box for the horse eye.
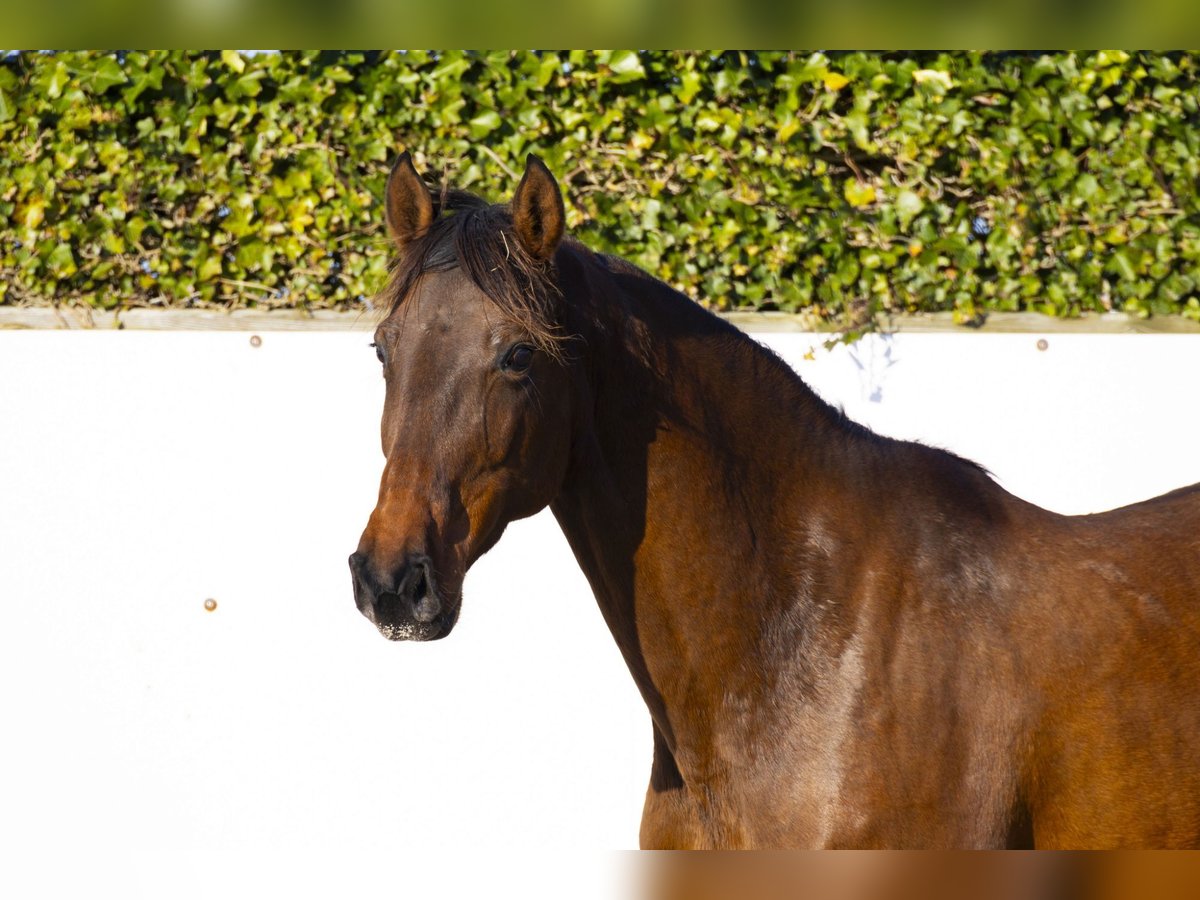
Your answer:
[371,342,386,365]
[503,344,534,373]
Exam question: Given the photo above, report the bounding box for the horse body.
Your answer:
[351,153,1200,848]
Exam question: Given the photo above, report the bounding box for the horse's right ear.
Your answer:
[385,151,435,251]
[512,154,565,261]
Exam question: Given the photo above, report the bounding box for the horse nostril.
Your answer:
[354,552,440,626]
[408,559,441,623]
[349,551,378,622]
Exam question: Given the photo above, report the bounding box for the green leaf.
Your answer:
[1106,249,1137,282]
[221,50,246,73]
[535,53,560,89]
[823,72,850,91]
[843,179,876,208]
[231,71,265,99]
[468,110,501,137]
[199,255,223,282]
[895,189,925,228]
[0,88,13,123]
[1073,173,1100,202]
[676,70,703,104]
[844,109,871,150]
[609,51,645,82]
[46,243,77,276]
[88,57,129,94]
[47,61,69,100]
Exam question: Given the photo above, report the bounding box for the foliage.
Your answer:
[2,50,1199,328]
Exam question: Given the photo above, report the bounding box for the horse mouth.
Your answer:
[373,597,460,642]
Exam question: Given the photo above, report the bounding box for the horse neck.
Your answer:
[549,254,862,738]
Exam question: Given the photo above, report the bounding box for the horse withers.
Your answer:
[349,151,1200,849]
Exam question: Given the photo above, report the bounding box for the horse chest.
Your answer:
[658,674,865,846]
[669,731,1012,849]
[661,648,1018,848]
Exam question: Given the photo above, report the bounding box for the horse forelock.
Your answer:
[380,188,567,360]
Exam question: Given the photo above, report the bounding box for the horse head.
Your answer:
[350,152,577,641]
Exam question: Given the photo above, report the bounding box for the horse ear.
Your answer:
[512,154,565,261]
[385,151,435,250]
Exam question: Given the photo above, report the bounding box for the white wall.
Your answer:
[2,330,1199,896]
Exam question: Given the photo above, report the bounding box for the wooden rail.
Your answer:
[3,306,1200,334]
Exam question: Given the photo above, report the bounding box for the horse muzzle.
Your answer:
[349,551,457,641]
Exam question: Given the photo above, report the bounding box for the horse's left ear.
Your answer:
[385,151,435,251]
[512,154,565,261]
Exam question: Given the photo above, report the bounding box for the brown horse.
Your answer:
[349,151,1200,849]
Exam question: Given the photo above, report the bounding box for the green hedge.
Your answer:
[3,50,1199,328]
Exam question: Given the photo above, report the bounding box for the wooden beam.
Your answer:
[3,306,1199,335]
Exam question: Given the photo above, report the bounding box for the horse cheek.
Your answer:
[481,384,568,521]
[482,382,522,469]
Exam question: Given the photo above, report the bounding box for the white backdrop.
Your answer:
[2,329,1199,896]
